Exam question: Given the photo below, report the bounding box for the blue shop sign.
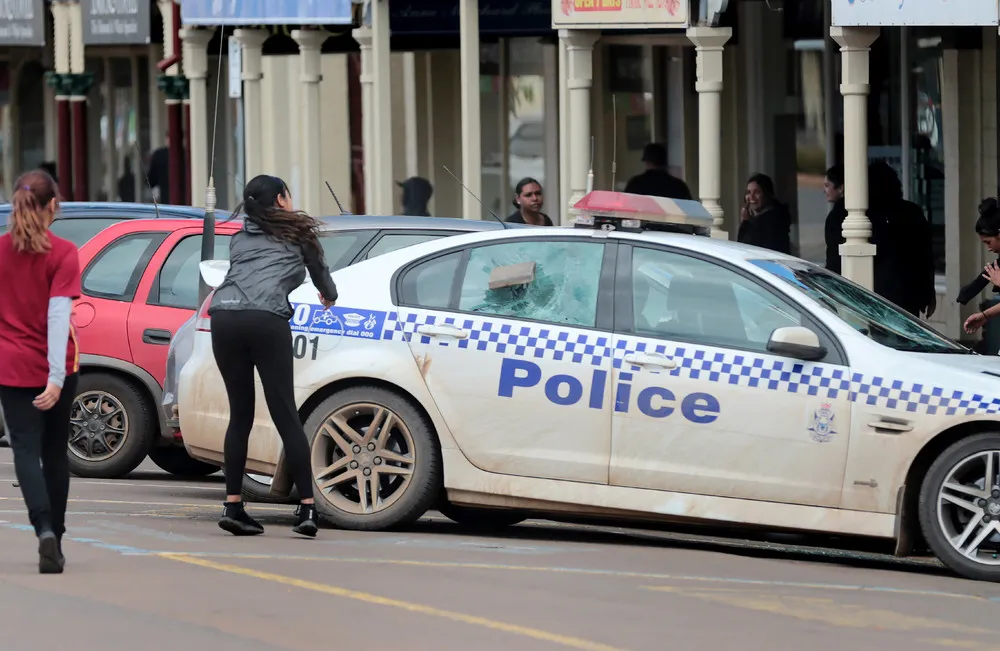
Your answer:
[390,0,551,36]
[180,0,354,26]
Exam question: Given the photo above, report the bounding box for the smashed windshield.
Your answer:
[751,259,968,354]
[458,241,605,327]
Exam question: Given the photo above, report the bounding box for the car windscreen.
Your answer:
[750,258,968,354]
[0,217,123,247]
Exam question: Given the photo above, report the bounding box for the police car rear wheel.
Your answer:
[918,433,1000,582]
[304,387,441,530]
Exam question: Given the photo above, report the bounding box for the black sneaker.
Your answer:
[38,531,64,574]
[292,503,318,538]
[219,502,264,536]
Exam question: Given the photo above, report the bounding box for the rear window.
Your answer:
[0,217,123,247]
[319,230,377,270]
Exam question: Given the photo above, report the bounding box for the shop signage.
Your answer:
[832,0,998,27]
[552,0,689,30]
[81,0,151,44]
[180,0,355,26]
[0,0,45,47]
[390,1,551,36]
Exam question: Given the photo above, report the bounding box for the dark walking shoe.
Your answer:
[292,503,318,538]
[38,531,64,574]
[218,502,264,536]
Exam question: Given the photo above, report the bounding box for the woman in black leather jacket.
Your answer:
[957,198,1000,308]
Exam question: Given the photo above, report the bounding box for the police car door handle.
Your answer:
[415,324,469,339]
[623,352,677,369]
[868,419,913,434]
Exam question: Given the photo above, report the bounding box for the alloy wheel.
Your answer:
[936,450,1000,564]
[310,403,416,515]
[69,391,129,462]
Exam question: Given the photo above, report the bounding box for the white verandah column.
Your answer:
[233,28,268,181]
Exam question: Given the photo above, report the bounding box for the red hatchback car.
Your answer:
[69,217,241,478]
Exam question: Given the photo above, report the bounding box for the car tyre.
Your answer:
[438,502,527,529]
[148,445,219,477]
[918,433,1000,582]
[68,373,156,479]
[304,386,441,530]
[241,472,299,504]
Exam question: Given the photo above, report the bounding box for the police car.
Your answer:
[179,191,1000,582]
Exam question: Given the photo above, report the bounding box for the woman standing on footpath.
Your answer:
[0,169,81,574]
[210,174,338,538]
[505,177,554,226]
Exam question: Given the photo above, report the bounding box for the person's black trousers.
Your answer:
[210,309,315,500]
[0,373,78,539]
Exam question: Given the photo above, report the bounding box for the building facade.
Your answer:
[2,0,999,341]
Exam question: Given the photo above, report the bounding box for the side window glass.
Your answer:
[366,233,445,260]
[82,233,162,301]
[50,218,123,246]
[319,230,377,270]
[631,247,802,352]
[459,241,605,328]
[398,251,462,309]
[154,234,232,309]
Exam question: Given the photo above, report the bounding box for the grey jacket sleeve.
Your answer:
[304,240,339,302]
[47,296,73,388]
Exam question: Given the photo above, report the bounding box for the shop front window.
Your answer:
[605,44,654,190]
[481,37,552,221]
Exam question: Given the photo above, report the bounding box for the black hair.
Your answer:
[747,173,775,199]
[868,160,902,204]
[230,174,322,250]
[976,197,1000,237]
[641,143,668,167]
[825,165,844,187]
[512,177,543,210]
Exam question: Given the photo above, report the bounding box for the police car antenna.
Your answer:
[134,142,161,220]
[442,165,508,229]
[586,136,594,193]
[325,180,350,215]
[611,95,618,190]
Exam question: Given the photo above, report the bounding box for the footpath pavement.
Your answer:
[0,451,998,651]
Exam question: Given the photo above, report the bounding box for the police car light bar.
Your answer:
[569,191,714,232]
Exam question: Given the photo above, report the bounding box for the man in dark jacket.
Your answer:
[397,176,433,216]
[868,161,936,318]
[624,143,693,200]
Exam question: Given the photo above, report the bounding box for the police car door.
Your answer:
[393,236,616,484]
[609,244,851,508]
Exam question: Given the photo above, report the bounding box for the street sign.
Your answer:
[0,0,45,47]
[228,37,242,99]
[80,0,152,45]
[180,0,354,25]
[832,0,998,27]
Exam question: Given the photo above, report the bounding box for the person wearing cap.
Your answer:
[624,143,693,200]
[397,176,433,216]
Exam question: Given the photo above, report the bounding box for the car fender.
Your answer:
[79,354,169,439]
[294,340,459,452]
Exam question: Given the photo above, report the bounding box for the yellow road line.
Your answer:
[162,552,991,603]
[160,553,626,651]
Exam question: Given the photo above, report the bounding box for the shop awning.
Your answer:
[180,0,356,26]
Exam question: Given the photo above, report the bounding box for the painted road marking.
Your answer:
[160,553,626,651]
[69,480,222,491]
[643,585,995,635]
[0,496,288,511]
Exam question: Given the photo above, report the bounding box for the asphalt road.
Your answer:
[0,452,998,651]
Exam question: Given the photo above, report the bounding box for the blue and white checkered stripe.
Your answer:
[384,310,1000,417]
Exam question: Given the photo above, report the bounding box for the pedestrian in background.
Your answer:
[397,176,433,216]
[624,142,693,200]
[0,169,81,574]
[822,164,847,273]
[956,197,1000,308]
[505,177,553,226]
[737,173,792,254]
[210,174,338,538]
[867,161,936,318]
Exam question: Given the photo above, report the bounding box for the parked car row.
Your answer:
[0,201,513,485]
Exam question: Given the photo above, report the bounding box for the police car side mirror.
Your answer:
[767,326,827,362]
[489,262,536,290]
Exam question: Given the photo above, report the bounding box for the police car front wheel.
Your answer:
[304,386,441,530]
[918,433,1000,582]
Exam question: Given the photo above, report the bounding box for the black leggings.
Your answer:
[210,310,314,499]
[0,374,78,539]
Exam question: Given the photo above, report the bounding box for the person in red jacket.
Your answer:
[0,169,81,574]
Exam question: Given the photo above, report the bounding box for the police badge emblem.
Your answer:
[808,403,836,443]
